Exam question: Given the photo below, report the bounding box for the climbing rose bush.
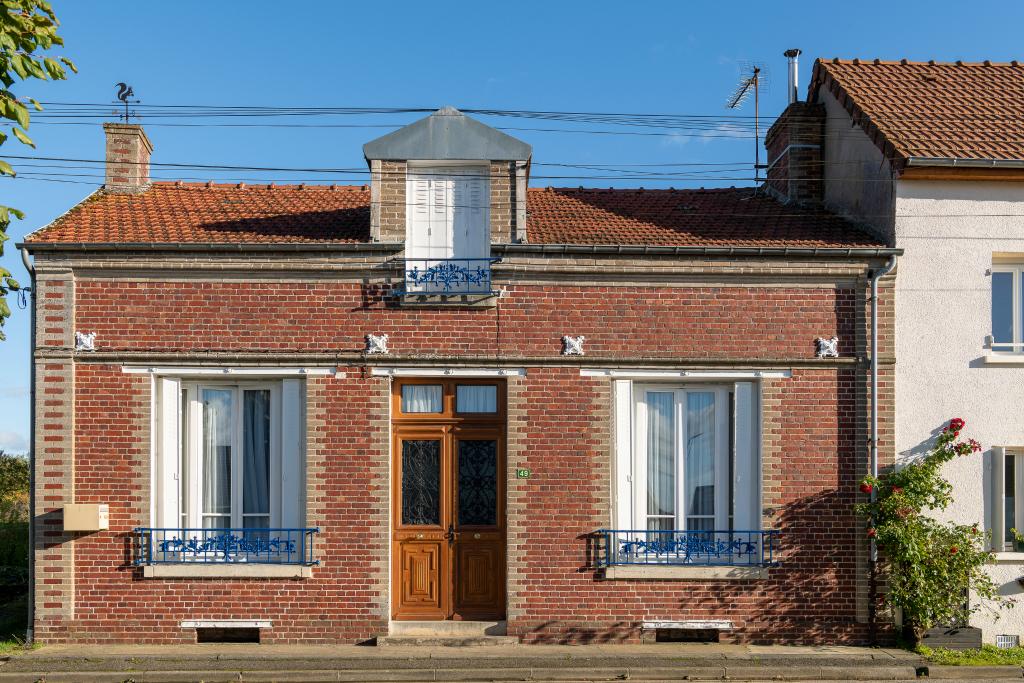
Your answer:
[857,418,1006,645]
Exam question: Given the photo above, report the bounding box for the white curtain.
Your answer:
[401,385,442,413]
[243,390,271,530]
[202,388,232,529]
[646,392,675,531]
[685,392,716,532]
[456,385,497,413]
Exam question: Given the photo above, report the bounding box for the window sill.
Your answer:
[601,565,770,580]
[992,552,1024,564]
[141,564,314,579]
[983,354,1024,365]
[398,292,499,308]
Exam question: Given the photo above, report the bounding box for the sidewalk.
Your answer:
[0,642,950,681]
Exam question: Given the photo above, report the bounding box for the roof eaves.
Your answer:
[906,156,1024,169]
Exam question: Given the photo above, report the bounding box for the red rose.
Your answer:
[949,418,966,433]
[950,545,959,555]
[969,439,982,453]
[867,528,877,538]
[891,486,903,494]
[860,482,873,494]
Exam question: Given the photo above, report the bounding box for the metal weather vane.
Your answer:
[112,82,139,122]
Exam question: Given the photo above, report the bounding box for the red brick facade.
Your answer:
[27,250,896,645]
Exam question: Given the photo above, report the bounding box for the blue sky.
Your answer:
[0,0,1020,454]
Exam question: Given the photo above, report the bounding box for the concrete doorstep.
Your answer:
[0,643,946,681]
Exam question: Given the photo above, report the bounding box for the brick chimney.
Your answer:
[103,123,153,193]
[764,102,824,205]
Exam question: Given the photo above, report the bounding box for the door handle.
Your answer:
[445,523,455,545]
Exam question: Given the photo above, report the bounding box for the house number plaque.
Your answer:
[516,468,531,479]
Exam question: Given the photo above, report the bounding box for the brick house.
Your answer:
[19,106,899,645]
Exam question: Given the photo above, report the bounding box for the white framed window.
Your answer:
[991,264,1024,353]
[613,381,760,533]
[991,446,1024,551]
[406,164,490,261]
[156,378,304,531]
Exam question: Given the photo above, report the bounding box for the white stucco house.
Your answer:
[771,56,1024,644]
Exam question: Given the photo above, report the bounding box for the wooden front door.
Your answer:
[391,380,506,621]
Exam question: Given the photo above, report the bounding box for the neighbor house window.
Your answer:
[614,382,760,533]
[155,378,304,531]
[992,265,1024,353]
[992,447,1024,551]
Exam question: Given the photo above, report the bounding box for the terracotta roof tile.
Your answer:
[25,181,882,248]
[810,58,1024,165]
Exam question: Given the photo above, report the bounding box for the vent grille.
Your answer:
[996,634,1020,649]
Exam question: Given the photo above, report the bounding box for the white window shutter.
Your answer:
[280,379,303,528]
[157,377,181,528]
[452,169,489,259]
[732,382,760,531]
[992,446,1005,551]
[406,172,433,258]
[613,380,633,529]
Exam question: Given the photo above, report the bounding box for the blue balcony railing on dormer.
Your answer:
[398,257,500,296]
[133,527,318,566]
[598,529,779,567]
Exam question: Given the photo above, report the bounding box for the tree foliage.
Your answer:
[0,451,26,524]
[0,0,76,340]
[857,419,1007,644]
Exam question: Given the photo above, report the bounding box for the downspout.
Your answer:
[19,247,34,644]
[869,254,897,643]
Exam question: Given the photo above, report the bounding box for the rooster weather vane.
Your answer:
[113,82,139,122]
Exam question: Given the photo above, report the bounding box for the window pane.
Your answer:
[646,392,675,525]
[456,385,497,413]
[243,390,271,517]
[202,388,232,518]
[993,271,1014,345]
[646,517,674,531]
[458,440,497,526]
[401,385,443,413]
[1006,455,1016,547]
[686,392,716,531]
[401,440,441,525]
[203,515,230,530]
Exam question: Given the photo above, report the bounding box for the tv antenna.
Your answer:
[112,82,139,122]
[725,62,769,182]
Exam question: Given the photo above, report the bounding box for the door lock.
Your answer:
[445,523,455,545]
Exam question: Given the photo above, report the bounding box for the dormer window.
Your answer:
[407,164,490,261]
[362,106,532,298]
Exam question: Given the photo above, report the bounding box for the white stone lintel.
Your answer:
[371,367,527,377]
[180,619,272,629]
[581,369,791,379]
[122,366,339,377]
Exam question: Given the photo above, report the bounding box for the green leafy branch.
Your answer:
[0,0,76,340]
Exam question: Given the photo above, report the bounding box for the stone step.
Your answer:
[376,635,519,648]
[390,620,508,637]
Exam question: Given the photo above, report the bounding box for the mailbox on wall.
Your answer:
[63,503,109,532]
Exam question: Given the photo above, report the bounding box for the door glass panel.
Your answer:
[243,389,271,521]
[201,388,232,527]
[401,440,441,525]
[685,392,716,532]
[458,440,497,526]
[401,385,443,413]
[645,391,675,530]
[993,271,1013,345]
[456,385,497,413]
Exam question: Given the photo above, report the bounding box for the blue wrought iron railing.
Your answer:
[133,527,319,566]
[598,529,779,567]
[397,257,500,296]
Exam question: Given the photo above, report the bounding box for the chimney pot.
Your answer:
[784,48,803,104]
[103,123,152,194]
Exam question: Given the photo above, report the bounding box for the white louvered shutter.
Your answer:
[732,382,760,531]
[157,377,181,528]
[452,167,489,260]
[280,379,303,529]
